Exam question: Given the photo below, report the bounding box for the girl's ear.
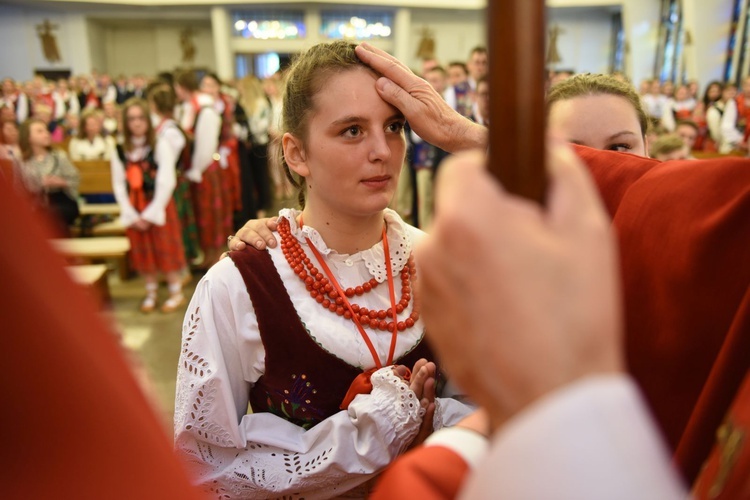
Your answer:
[283,133,310,178]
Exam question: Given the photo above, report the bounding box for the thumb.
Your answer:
[375,77,416,115]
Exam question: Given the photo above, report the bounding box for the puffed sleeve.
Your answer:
[110,148,140,227]
[140,128,184,225]
[174,258,429,499]
[187,107,220,182]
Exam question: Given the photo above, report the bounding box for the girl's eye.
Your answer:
[342,126,361,138]
[608,143,633,152]
[387,121,405,133]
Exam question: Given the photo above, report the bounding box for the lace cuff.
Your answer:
[348,366,425,446]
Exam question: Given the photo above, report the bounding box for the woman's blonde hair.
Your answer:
[547,73,649,137]
[238,75,266,116]
[275,40,375,208]
[77,109,103,140]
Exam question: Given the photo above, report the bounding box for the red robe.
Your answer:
[374,146,750,498]
[1,175,204,498]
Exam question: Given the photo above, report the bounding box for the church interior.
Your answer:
[2,0,749,498]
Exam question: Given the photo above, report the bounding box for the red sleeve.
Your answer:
[371,446,470,500]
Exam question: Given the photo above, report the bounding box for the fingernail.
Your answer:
[255,241,263,249]
[376,78,392,92]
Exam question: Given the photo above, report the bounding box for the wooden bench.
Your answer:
[74,160,113,196]
[73,161,124,236]
[79,202,121,216]
[65,264,111,307]
[52,236,131,280]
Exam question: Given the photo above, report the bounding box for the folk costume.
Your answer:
[215,93,242,214]
[174,208,472,498]
[111,134,186,277]
[181,93,232,256]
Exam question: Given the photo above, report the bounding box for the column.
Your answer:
[211,6,233,81]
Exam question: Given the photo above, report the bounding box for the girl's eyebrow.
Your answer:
[331,112,405,127]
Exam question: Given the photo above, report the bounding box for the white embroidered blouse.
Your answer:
[174,208,472,499]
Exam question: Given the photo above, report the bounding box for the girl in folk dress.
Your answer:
[174,41,472,498]
[111,98,186,313]
[147,84,200,264]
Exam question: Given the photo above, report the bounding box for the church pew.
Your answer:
[74,159,113,196]
[51,236,131,280]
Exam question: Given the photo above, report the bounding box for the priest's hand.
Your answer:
[229,216,279,251]
[416,140,624,431]
[355,43,487,154]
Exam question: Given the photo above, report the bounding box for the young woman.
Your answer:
[111,98,186,313]
[68,109,115,161]
[547,73,649,157]
[174,41,471,498]
[200,73,242,220]
[147,84,200,266]
[18,118,80,235]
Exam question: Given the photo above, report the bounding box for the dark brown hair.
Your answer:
[19,118,49,160]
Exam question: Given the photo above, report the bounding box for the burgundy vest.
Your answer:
[230,247,435,430]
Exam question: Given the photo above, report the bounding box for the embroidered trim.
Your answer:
[278,208,412,283]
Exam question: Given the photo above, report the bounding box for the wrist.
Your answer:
[449,120,488,153]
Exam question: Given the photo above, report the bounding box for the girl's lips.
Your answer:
[362,175,391,183]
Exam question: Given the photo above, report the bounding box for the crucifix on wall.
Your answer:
[37,19,61,63]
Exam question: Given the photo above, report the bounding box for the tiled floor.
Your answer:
[109,270,201,430]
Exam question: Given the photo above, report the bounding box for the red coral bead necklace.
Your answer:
[278,215,419,368]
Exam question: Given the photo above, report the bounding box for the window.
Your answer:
[231,10,306,40]
[609,11,625,74]
[320,10,393,39]
[724,0,750,85]
[654,0,684,83]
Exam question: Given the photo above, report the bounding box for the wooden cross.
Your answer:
[487,0,547,204]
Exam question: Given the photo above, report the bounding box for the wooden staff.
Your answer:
[486,0,547,204]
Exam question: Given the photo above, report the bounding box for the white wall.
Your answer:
[683,0,734,87]
[547,8,614,75]
[0,4,92,80]
[409,9,485,71]
[100,24,215,76]
[87,20,107,75]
